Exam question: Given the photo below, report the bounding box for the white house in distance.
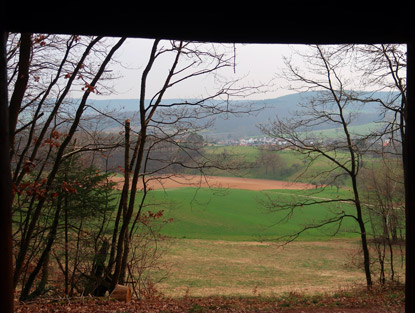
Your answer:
[238,137,287,146]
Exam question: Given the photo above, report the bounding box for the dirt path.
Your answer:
[110,174,316,191]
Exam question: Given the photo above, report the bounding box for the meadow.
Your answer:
[200,145,370,184]
[154,239,366,297]
[141,186,371,297]
[148,187,360,242]
[124,146,404,297]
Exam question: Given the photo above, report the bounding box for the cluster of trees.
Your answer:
[5,33,262,301]
[259,44,407,287]
[8,34,128,300]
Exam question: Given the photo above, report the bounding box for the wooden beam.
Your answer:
[0,31,14,313]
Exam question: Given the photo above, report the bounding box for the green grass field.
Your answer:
[120,145,404,297]
[136,185,404,297]
[138,186,360,242]
[128,145,383,242]
[132,185,369,297]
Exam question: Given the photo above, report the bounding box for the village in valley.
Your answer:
[217,136,288,147]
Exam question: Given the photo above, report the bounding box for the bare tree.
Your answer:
[360,157,405,284]
[345,44,408,286]
[101,39,264,295]
[7,33,127,300]
[7,34,265,300]
[352,44,406,151]
[256,146,286,178]
[259,45,375,287]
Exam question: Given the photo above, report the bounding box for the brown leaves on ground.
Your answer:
[15,284,404,313]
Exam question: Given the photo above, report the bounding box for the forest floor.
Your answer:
[15,284,405,312]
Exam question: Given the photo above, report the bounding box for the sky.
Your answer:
[87,38,305,101]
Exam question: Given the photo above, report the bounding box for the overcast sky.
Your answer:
[86,38,306,101]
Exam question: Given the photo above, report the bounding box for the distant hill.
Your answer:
[82,91,395,140]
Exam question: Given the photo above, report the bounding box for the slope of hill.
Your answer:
[83,91,394,139]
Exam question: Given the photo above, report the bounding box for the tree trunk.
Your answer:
[12,36,105,289]
[110,40,162,291]
[352,178,372,287]
[357,215,372,287]
[13,36,126,293]
[31,251,50,298]
[8,33,31,154]
[119,232,130,284]
[89,239,110,297]
[64,193,69,295]
[19,194,63,301]
[119,120,131,284]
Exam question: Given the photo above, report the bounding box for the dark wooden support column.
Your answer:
[0,31,14,313]
[406,40,414,313]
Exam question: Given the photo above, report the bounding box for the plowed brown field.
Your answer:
[111,174,316,191]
